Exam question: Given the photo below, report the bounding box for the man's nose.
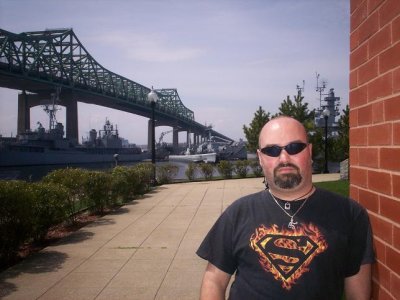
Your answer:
[278,149,290,163]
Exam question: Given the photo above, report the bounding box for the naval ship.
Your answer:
[0,102,148,167]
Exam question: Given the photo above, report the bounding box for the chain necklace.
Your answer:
[268,187,314,230]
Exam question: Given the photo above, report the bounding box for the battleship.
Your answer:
[0,101,148,167]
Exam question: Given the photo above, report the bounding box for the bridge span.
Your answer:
[0,28,233,148]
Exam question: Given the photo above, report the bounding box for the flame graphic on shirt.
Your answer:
[250,223,328,290]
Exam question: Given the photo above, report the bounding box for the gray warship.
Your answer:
[0,101,148,167]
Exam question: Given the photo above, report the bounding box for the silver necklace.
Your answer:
[268,188,313,230]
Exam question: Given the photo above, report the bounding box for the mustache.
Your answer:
[274,163,299,173]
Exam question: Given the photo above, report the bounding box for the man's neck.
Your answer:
[269,184,315,201]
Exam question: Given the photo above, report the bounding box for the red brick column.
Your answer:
[350,0,400,299]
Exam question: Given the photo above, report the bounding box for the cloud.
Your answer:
[92,31,205,63]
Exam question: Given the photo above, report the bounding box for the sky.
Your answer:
[0,0,349,145]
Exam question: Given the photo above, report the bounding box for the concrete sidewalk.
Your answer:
[0,174,340,299]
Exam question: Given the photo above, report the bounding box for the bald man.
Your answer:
[197,116,374,300]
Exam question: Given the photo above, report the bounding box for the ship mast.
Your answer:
[42,87,61,131]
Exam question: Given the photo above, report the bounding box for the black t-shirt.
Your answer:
[196,188,375,300]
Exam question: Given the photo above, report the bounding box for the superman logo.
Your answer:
[250,223,328,290]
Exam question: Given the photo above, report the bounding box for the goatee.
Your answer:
[274,163,302,189]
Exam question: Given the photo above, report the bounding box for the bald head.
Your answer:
[259,116,308,148]
[257,116,313,198]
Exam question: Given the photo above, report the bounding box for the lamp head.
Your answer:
[322,108,330,118]
[147,87,158,104]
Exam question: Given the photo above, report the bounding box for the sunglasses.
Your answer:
[260,142,307,157]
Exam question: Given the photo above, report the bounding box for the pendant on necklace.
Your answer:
[284,202,290,210]
[288,217,298,230]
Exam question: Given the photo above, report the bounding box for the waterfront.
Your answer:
[0,160,258,182]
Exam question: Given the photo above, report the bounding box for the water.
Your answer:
[0,160,256,182]
[0,162,119,181]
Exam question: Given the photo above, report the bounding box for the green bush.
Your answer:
[42,168,88,221]
[199,163,214,180]
[157,163,179,184]
[29,182,69,241]
[249,160,263,177]
[185,162,198,181]
[132,163,153,194]
[217,160,233,179]
[234,160,249,178]
[0,180,34,265]
[83,171,112,215]
[111,166,135,203]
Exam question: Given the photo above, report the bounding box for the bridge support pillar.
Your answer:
[187,131,191,147]
[17,91,31,134]
[172,128,179,149]
[64,94,78,144]
[17,91,43,134]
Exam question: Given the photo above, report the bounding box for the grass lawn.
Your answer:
[314,180,349,197]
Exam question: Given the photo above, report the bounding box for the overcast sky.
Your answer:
[0,0,349,145]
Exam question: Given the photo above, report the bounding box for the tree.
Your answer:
[330,105,349,162]
[275,91,315,131]
[243,106,271,152]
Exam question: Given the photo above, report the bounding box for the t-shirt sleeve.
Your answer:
[345,203,375,277]
[196,209,237,275]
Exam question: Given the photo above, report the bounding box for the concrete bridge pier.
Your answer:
[17,90,79,143]
[63,93,78,144]
[172,128,179,149]
[17,91,32,134]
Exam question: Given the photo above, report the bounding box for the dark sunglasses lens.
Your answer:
[261,146,281,157]
[285,143,307,155]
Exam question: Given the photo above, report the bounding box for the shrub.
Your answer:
[132,163,153,194]
[249,160,263,177]
[185,162,197,181]
[42,168,88,221]
[83,171,112,215]
[217,160,233,179]
[234,160,249,178]
[29,182,69,241]
[111,166,135,203]
[0,180,34,265]
[157,163,179,185]
[199,163,214,180]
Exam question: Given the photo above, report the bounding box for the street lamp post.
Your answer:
[147,88,158,185]
[322,108,330,174]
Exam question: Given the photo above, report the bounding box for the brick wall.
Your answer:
[350,0,400,299]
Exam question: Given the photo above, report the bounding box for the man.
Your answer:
[196,116,374,300]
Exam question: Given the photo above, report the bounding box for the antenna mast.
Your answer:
[43,86,61,131]
[296,80,305,96]
[315,72,327,109]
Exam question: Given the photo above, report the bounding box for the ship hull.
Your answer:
[0,149,149,167]
[168,152,217,163]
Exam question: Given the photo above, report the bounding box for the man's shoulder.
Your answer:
[314,187,367,215]
[225,190,266,213]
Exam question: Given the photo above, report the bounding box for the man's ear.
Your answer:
[256,149,262,164]
[308,143,313,156]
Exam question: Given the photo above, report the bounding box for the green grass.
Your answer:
[314,180,349,197]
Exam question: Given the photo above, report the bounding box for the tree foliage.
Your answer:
[243,106,271,152]
[331,105,349,161]
[275,91,315,132]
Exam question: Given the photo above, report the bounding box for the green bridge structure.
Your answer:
[0,28,233,148]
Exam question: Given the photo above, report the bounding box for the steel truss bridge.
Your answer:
[0,28,232,145]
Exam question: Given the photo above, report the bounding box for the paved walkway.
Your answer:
[0,174,340,300]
